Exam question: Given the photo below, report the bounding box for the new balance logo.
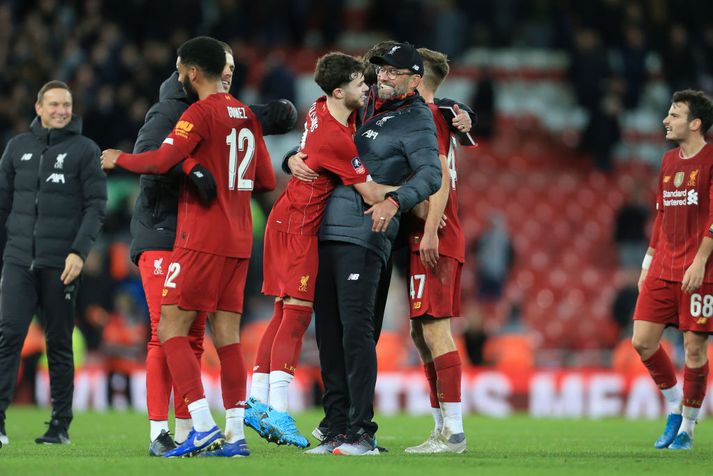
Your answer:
[387,45,401,55]
[193,170,204,178]
[21,153,33,161]
[54,153,67,169]
[347,273,360,281]
[46,173,65,184]
[362,130,379,140]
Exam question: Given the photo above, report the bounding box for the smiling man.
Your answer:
[0,80,107,447]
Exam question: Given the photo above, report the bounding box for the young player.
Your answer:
[102,36,276,458]
[632,89,713,450]
[403,48,466,454]
[245,52,396,448]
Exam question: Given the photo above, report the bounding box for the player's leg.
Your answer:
[631,277,680,448]
[138,251,177,455]
[159,249,225,457]
[309,241,350,454]
[175,312,206,444]
[250,299,283,404]
[36,267,77,445]
[670,330,709,450]
[0,263,39,446]
[331,244,382,456]
[421,317,465,453]
[200,256,252,457]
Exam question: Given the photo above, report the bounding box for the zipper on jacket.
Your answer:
[31,151,46,270]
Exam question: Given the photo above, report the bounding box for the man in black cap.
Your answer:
[305,42,442,456]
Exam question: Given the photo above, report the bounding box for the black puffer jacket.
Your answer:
[0,115,107,269]
[319,92,441,264]
[129,72,292,263]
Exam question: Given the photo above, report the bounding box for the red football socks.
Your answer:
[642,346,678,390]
[270,304,312,375]
[424,361,439,408]
[254,300,283,373]
[163,336,205,405]
[434,351,462,403]
[217,343,247,410]
[683,362,709,408]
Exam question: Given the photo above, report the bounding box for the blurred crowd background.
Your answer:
[3,0,713,405]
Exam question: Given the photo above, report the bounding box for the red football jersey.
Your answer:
[268,96,368,235]
[649,143,713,282]
[408,103,465,263]
[116,93,275,257]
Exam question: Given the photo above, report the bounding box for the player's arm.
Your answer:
[419,153,450,268]
[681,181,713,293]
[353,181,397,206]
[101,139,196,174]
[640,170,665,291]
[253,133,277,193]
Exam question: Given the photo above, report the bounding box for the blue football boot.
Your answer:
[260,409,310,448]
[654,413,683,449]
[163,426,224,458]
[200,439,250,457]
[244,397,277,442]
[668,432,693,450]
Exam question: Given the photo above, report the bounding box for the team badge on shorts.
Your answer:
[162,288,168,297]
[299,275,310,292]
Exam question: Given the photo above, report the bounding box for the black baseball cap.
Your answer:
[369,42,423,75]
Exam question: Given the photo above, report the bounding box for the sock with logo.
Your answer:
[268,304,312,412]
[642,346,678,396]
[434,351,463,434]
[225,407,245,443]
[163,336,205,406]
[680,362,709,435]
[250,301,283,403]
[217,343,247,411]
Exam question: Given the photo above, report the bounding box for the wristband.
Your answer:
[181,158,199,174]
[642,254,652,270]
[386,196,400,209]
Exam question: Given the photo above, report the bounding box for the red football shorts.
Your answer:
[138,250,207,340]
[262,227,318,301]
[161,247,249,314]
[634,276,713,333]
[408,253,462,319]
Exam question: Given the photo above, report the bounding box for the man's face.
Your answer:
[35,88,72,129]
[376,65,416,100]
[177,60,199,102]
[221,52,235,92]
[342,73,369,111]
[663,102,695,142]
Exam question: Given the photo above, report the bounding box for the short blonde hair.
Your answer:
[417,48,449,93]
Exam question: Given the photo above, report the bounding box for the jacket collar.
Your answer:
[368,90,422,121]
[30,115,82,146]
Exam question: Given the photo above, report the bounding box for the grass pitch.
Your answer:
[1,407,712,476]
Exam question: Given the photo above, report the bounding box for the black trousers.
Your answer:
[314,241,384,437]
[0,263,78,425]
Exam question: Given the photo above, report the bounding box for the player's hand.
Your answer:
[637,268,648,293]
[419,232,439,268]
[452,104,471,133]
[288,152,318,182]
[682,258,706,293]
[186,162,217,204]
[365,199,398,233]
[100,149,121,170]
[60,252,84,285]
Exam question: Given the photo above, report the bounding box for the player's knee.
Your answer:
[683,342,707,366]
[631,335,656,357]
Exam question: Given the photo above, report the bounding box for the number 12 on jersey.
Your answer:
[226,127,255,191]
